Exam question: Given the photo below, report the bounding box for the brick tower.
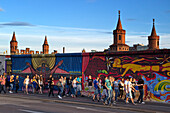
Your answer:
[10,32,18,54]
[42,36,49,54]
[148,19,159,50]
[109,11,129,52]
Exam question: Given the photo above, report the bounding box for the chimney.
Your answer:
[30,50,34,54]
[54,50,58,54]
[36,51,39,54]
[82,49,86,53]
[63,47,65,53]
[26,48,30,54]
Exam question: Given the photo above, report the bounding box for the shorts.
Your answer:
[94,89,99,95]
[126,92,132,98]
[77,85,82,91]
[102,89,108,96]
[89,86,92,92]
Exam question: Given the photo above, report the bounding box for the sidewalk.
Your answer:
[0,92,170,113]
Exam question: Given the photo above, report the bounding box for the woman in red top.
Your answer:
[0,74,6,94]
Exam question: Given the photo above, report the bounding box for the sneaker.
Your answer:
[98,100,100,102]
[92,99,94,101]
[58,95,62,99]
[125,101,129,104]
[132,103,137,105]
[141,102,145,104]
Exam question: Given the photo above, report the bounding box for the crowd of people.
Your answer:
[0,72,147,106]
[87,75,145,105]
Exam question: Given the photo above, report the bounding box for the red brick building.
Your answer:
[148,19,160,50]
[109,11,129,52]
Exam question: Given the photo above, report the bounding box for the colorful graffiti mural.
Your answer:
[11,53,82,79]
[82,50,170,102]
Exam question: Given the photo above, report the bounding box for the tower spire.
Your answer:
[44,36,48,45]
[151,19,157,36]
[116,10,123,30]
[11,31,17,41]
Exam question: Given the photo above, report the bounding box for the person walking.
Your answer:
[76,76,82,96]
[62,77,66,97]
[9,75,14,93]
[119,78,124,99]
[58,76,63,99]
[66,76,73,96]
[124,77,129,102]
[24,75,30,94]
[131,78,137,99]
[6,74,10,92]
[31,76,38,94]
[126,77,136,105]
[105,76,113,105]
[0,74,6,94]
[87,75,93,97]
[48,77,54,97]
[92,77,100,102]
[114,78,119,103]
[48,75,53,89]
[137,76,145,104]
[102,77,108,103]
[72,77,77,98]
[15,76,19,93]
[39,75,44,94]
[0,75,2,93]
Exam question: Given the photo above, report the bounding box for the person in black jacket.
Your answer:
[137,76,145,104]
[48,77,54,97]
[15,76,19,93]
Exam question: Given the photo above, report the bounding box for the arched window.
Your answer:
[119,35,121,40]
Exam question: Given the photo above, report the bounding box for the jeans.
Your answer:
[72,87,76,95]
[59,86,63,97]
[0,85,6,94]
[106,89,113,104]
[10,83,13,91]
[115,89,119,101]
[137,89,144,103]
[48,86,54,97]
[98,89,101,100]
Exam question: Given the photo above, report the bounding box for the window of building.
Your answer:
[157,40,159,46]
[119,48,121,50]
[119,35,121,40]
[123,48,124,50]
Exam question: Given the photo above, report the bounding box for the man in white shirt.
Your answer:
[126,77,136,105]
[124,77,129,102]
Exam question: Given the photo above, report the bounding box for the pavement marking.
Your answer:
[76,106,116,113]
[19,109,45,113]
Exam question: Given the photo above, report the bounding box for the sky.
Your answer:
[0,0,170,54]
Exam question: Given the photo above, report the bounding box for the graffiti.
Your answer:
[0,56,5,75]
[11,53,82,79]
[82,52,170,102]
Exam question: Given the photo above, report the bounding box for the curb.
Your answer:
[0,94,158,113]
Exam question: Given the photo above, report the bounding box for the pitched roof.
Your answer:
[116,10,123,30]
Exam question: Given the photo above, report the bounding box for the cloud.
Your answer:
[0,8,4,11]
[0,22,35,27]
[165,10,170,13]
[126,18,136,21]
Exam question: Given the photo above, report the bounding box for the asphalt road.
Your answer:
[0,96,138,113]
[0,93,170,113]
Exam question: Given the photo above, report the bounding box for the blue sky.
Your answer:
[0,0,170,53]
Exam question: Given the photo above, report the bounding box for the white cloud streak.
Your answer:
[0,25,170,54]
